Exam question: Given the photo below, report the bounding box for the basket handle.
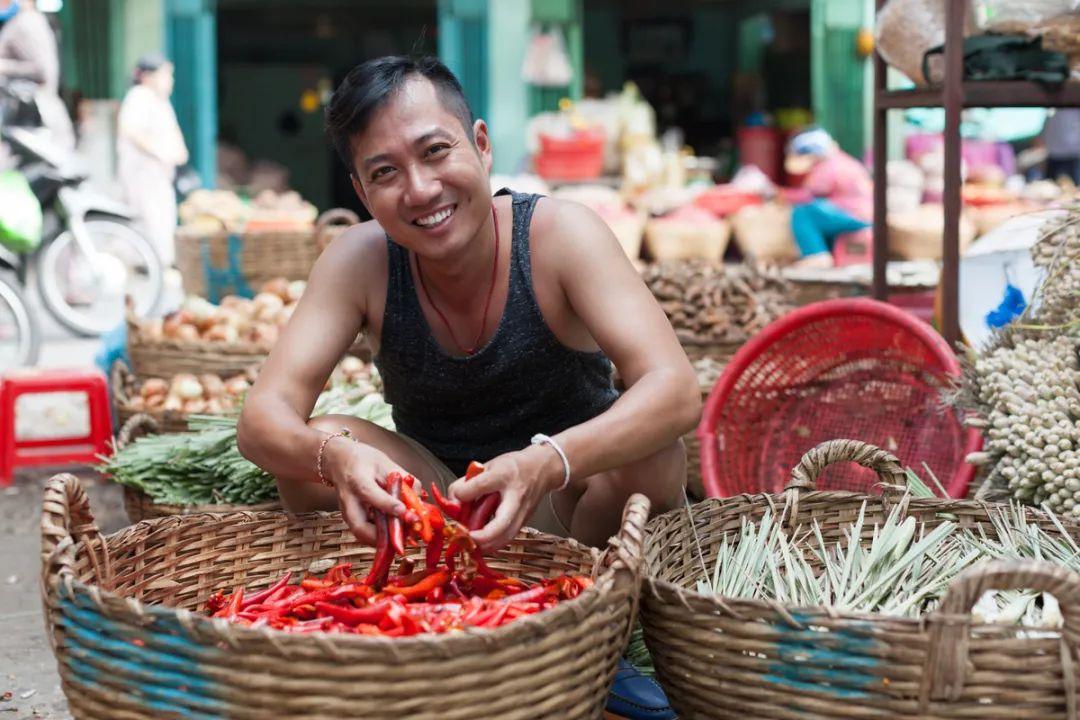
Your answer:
[40,473,112,598]
[783,440,908,527]
[110,360,133,407]
[116,412,160,449]
[595,493,651,594]
[921,560,1080,716]
[786,439,907,492]
[594,493,651,650]
[314,208,360,252]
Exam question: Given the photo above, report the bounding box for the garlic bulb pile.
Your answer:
[964,207,1080,509]
[969,335,1080,513]
[1030,211,1080,327]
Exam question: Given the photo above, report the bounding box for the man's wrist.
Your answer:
[525,439,569,493]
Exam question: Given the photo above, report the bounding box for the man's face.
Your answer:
[350,77,492,262]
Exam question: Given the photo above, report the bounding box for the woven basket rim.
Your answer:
[643,487,1080,635]
[127,333,273,355]
[53,512,616,653]
[44,477,651,656]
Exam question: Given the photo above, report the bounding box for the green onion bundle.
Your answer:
[101,390,395,505]
[693,495,1079,626]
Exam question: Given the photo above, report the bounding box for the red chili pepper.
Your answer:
[400,482,433,542]
[324,563,353,585]
[301,578,334,592]
[206,590,227,613]
[313,600,393,626]
[499,586,547,604]
[387,475,406,556]
[384,569,450,600]
[457,461,486,523]
[426,525,444,571]
[364,512,393,587]
[467,493,501,531]
[430,483,462,521]
[213,587,244,619]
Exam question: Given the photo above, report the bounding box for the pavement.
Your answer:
[1,280,117,720]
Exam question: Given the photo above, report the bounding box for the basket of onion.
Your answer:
[126,277,305,378]
[111,361,253,433]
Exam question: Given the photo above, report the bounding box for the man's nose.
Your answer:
[403,166,442,207]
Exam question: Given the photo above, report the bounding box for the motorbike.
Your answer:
[0,80,164,369]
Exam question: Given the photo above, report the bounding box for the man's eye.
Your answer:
[371,166,394,181]
[426,144,450,157]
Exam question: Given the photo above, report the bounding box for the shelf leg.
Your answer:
[941,0,965,348]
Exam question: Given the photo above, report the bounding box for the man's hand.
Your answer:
[448,444,565,550]
[323,438,407,545]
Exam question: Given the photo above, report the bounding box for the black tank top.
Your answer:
[374,189,619,476]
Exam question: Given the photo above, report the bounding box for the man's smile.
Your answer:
[413,204,457,229]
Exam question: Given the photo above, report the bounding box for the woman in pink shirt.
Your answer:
[785,127,873,268]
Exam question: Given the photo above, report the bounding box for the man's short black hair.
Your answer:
[326,55,475,175]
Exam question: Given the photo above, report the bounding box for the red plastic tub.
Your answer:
[698,298,982,498]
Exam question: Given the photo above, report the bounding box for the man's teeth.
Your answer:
[416,207,454,226]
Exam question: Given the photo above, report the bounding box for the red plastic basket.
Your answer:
[698,298,982,498]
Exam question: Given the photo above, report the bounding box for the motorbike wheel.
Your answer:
[0,272,40,369]
[37,217,163,337]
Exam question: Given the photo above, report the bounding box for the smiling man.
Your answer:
[238,55,693,717]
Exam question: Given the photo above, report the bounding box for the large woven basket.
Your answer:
[111,363,201,434]
[126,321,269,379]
[644,218,732,262]
[112,413,280,524]
[642,439,1080,719]
[41,475,649,719]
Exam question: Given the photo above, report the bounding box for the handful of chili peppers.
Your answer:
[205,463,592,636]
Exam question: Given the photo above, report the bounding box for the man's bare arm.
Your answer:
[540,199,701,480]
[236,225,378,490]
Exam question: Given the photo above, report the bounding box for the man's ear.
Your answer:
[350,174,368,207]
[473,119,493,174]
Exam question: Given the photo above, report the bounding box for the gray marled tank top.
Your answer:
[374,189,619,476]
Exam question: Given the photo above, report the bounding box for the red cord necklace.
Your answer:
[415,204,500,356]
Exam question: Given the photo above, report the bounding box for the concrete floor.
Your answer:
[1,467,126,720]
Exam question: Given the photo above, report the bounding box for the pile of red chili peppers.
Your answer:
[205,463,592,636]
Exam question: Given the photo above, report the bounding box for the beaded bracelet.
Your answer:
[316,428,353,488]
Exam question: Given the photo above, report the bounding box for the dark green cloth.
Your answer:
[923,34,1070,86]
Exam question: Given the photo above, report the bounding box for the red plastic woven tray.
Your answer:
[698,298,982,498]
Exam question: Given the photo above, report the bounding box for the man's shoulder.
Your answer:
[528,195,605,245]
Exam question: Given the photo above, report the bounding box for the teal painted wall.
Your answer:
[488,0,530,174]
[165,0,217,188]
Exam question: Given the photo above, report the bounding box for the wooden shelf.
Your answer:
[878,81,1080,109]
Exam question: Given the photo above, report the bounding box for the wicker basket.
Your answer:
[112,363,208,434]
[642,439,1080,719]
[112,413,281,524]
[887,204,976,260]
[731,203,798,263]
[314,207,361,253]
[41,477,649,719]
[175,223,313,300]
[644,218,731,261]
[126,314,269,379]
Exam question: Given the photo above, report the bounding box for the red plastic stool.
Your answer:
[0,368,113,485]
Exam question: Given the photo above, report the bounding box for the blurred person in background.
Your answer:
[117,52,188,268]
[1043,109,1080,185]
[0,0,75,150]
[784,126,873,269]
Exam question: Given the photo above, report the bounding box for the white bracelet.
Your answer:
[531,433,571,492]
